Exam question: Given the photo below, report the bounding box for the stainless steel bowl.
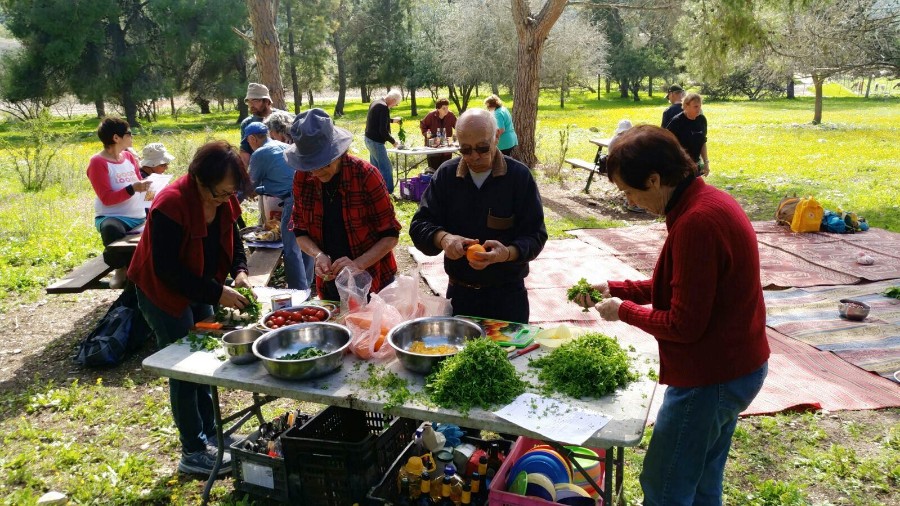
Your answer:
[838,299,870,321]
[222,328,265,365]
[260,305,332,330]
[252,322,351,380]
[387,317,485,374]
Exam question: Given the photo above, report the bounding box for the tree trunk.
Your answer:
[95,99,106,118]
[510,0,568,169]
[786,78,795,99]
[812,74,824,124]
[448,84,461,112]
[361,84,370,103]
[559,78,565,109]
[169,96,176,116]
[491,82,500,95]
[619,79,629,98]
[631,81,640,102]
[196,98,211,114]
[332,31,347,117]
[285,0,301,114]
[605,77,611,94]
[106,19,138,126]
[236,49,249,123]
[597,74,601,100]
[247,0,286,110]
[865,74,873,98]
[410,87,418,117]
[648,76,653,98]
[307,89,314,107]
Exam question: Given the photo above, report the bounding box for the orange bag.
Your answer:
[790,196,824,233]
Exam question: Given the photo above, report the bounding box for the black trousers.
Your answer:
[447,281,529,324]
[99,218,133,269]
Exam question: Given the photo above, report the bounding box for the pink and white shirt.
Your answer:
[86,151,145,219]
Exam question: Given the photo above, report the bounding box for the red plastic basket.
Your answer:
[488,437,605,506]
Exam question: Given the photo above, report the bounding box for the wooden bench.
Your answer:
[46,245,284,295]
[46,256,113,294]
[567,137,612,193]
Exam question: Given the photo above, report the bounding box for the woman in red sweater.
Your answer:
[581,125,769,505]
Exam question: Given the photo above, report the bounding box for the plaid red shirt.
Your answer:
[291,153,401,294]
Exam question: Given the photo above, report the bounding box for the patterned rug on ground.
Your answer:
[570,221,900,289]
[764,279,900,380]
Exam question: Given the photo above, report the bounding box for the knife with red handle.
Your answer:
[507,342,540,359]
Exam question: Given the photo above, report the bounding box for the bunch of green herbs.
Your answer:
[182,332,221,353]
[425,338,526,414]
[530,332,637,398]
[278,347,327,360]
[566,278,603,312]
[883,286,900,300]
[215,286,262,323]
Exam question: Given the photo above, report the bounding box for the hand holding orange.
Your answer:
[466,243,486,262]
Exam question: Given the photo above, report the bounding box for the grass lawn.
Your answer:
[0,89,898,504]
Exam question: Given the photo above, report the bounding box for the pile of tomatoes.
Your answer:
[264,307,329,329]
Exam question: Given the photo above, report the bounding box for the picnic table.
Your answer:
[143,334,657,505]
[387,145,459,184]
[565,137,611,193]
[46,234,284,294]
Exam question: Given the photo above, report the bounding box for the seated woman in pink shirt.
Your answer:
[86,117,150,288]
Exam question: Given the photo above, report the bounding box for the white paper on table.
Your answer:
[141,173,173,208]
[493,393,610,445]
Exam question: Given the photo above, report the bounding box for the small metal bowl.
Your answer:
[222,328,264,365]
[260,305,332,330]
[838,299,870,321]
[388,317,485,374]
[252,322,351,380]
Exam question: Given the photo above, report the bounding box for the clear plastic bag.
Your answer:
[378,273,452,319]
[335,266,372,313]
[346,293,401,361]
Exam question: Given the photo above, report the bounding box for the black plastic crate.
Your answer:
[368,428,514,505]
[281,406,417,505]
[231,430,289,503]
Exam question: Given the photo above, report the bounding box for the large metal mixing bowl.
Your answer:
[387,317,485,374]
[252,322,351,380]
[222,328,264,365]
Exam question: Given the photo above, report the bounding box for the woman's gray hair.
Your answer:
[385,89,402,105]
[264,110,295,142]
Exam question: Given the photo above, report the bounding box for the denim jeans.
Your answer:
[641,362,768,506]
[281,196,315,290]
[364,136,394,194]
[136,288,216,453]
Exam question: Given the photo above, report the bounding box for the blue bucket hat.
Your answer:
[284,108,353,171]
[242,121,268,141]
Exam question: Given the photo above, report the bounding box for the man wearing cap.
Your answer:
[244,121,315,291]
[240,83,284,167]
[139,142,175,178]
[409,109,547,323]
[662,84,685,128]
[285,108,401,300]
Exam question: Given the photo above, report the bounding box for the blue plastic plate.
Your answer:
[506,454,570,488]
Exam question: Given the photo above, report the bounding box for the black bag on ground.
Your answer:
[75,288,151,367]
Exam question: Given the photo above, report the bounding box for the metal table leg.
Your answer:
[200,389,279,506]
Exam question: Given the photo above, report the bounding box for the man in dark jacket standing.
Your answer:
[410,109,547,323]
[364,89,402,194]
[661,84,684,128]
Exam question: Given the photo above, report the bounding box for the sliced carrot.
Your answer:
[195,322,223,330]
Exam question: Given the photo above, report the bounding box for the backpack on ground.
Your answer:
[75,288,151,367]
[775,194,801,226]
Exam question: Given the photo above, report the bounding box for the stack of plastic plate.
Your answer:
[564,446,605,499]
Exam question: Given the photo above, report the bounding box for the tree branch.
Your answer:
[232,26,253,42]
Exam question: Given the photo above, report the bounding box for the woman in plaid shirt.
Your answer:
[285,109,401,300]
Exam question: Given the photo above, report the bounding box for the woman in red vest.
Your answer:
[128,141,251,476]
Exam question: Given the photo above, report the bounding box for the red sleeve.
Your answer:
[447,113,457,137]
[420,113,429,137]
[608,279,652,305]
[617,218,722,344]
[86,156,133,206]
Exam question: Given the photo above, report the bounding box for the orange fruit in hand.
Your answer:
[466,244,486,262]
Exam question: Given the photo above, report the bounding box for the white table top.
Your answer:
[387,146,459,156]
[143,341,656,448]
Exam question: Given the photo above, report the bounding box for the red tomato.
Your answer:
[288,311,302,320]
[302,307,316,316]
[307,316,320,322]
[274,316,285,326]
[315,310,327,320]
[273,310,286,318]
[270,324,280,329]
[266,318,275,326]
